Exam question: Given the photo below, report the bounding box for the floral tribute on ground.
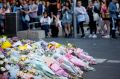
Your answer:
[0,36,97,79]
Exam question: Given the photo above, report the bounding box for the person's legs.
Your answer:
[89,22,93,34]
[64,23,69,37]
[51,24,59,37]
[41,25,49,37]
[55,25,59,37]
[105,20,110,35]
[79,21,85,37]
[102,20,106,35]
[0,20,4,35]
[89,22,94,38]
[118,20,120,35]
[77,22,80,34]
[92,21,97,38]
[50,25,55,37]
[102,19,110,38]
[67,23,71,36]
[110,18,117,38]
[93,21,97,34]
[0,22,2,35]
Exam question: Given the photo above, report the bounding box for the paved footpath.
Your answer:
[44,37,120,79]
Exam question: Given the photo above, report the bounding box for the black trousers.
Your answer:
[89,21,97,34]
[51,25,59,37]
[110,18,117,38]
[0,20,5,35]
[41,25,49,37]
[0,25,3,35]
[77,21,84,35]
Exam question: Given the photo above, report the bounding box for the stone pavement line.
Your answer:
[95,58,120,64]
[107,60,120,64]
[95,58,107,63]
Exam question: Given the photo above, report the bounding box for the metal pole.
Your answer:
[73,0,77,38]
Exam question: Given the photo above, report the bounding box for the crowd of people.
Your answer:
[0,0,120,39]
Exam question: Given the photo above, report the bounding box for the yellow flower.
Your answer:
[18,44,28,51]
[1,40,12,49]
[48,44,54,48]
[55,43,62,48]
[20,56,28,61]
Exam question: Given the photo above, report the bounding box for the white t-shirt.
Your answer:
[40,16,51,25]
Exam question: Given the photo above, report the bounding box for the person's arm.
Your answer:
[20,6,29,14]
[48,17,51,25]
[49,1,57,5]
[29,5,38,13]
[40,17,44,24]
[81,7,87,14]
[75,7,82,15]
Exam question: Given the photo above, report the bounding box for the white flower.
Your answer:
[5,64,10,70]
[0,55,5,58]
[0,61,4,64]
[1,67,6,72]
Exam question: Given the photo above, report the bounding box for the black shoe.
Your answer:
[119,33,120,36]
[81,34,85,38]
[65,34,69,38]
[112,36,117,39]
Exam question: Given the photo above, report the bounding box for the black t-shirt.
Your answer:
[49,0,57,3]
[49,0,57,15]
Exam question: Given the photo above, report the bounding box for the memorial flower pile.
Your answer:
[0,36,97,79]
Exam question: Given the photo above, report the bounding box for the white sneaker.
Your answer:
[92,34,97,38]
[89,34,93,38]
[102,35,110,38]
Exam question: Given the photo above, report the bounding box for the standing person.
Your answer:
[21,0,30,30]
[12,1,21,12]
[40,12,51,37]
[50,12,59,37]
[62,1,72,37]
[87,2,97,38]
[75,1,87,38]
[29,0,38,24]
[116,0,120,35]
[37,1,45,16]
[109,0,118,39]
[101,0,110,38]
[0,3,10,35]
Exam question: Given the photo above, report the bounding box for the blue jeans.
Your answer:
[41,25,49,37]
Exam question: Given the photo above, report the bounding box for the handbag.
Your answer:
[84,13,89,23]
[101,13,110,19]
[93,12,99,21]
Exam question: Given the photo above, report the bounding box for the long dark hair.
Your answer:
[64,1,71,9]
